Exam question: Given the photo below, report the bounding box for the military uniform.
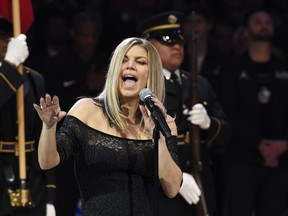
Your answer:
[0,62,56,215]
[159,69,231,215]
[137,11,231,216]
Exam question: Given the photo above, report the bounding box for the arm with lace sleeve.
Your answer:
[56,116,79,163]
[158,133,182,198]
[165,135,179,166]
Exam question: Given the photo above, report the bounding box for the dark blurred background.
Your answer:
[21,0,288,215]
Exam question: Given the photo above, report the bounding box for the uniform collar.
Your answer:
[163,68,181,84]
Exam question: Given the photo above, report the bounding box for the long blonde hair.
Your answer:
[97,37,165,130]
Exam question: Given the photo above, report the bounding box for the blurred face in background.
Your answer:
[0,18,13,61]
[246,11,274,42]
[184,13,212,42]
[70,21,99,59]
[194,14,212,41]
[150,38,184,72]
[0,35,10,61]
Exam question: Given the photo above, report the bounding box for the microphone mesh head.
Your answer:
[139,88,152,101]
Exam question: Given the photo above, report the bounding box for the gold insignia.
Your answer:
[168,14,178,24]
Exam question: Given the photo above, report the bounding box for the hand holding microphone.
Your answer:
[139,88,172,139]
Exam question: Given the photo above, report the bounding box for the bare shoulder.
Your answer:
[67,98,102,122]
[67,97,110,131]
[68,98,96,112]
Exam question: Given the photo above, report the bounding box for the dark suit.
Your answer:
[220,53,288,216]
[0,62,56,215]
[159,70,231,216]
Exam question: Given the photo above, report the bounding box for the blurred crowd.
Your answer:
[26,0,288,64]
[19,0,288,215]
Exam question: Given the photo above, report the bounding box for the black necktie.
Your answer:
[171,73,181,92]
[171,72,179,84]
[170,73,182,124]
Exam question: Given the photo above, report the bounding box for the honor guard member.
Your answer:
[137,11,231,216]
[0,18,56,216]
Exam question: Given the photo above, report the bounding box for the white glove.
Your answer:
[183,103,211,129]
[4,34,29,67]
[46,203,56,216]
[179,172,201,205]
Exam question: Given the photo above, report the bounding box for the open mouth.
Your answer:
[122,75,138,82]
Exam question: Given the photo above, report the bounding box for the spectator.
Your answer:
[220,8,288,216]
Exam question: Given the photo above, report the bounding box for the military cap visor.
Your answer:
[137,11,185,45]
[146,28,184,45]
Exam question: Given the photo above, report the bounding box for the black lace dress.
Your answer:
[56,115,178,216]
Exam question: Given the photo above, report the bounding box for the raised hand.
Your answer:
[33,94,66,129]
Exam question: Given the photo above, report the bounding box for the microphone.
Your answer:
[139,88,172,139]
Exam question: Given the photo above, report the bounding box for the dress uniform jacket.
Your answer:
[0,62,56,215]
[159,69,231,216]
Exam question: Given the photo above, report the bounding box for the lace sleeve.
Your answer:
[56,116,79,163]
[166,136,179,166]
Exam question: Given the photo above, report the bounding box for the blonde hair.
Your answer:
[97,37,165,130]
